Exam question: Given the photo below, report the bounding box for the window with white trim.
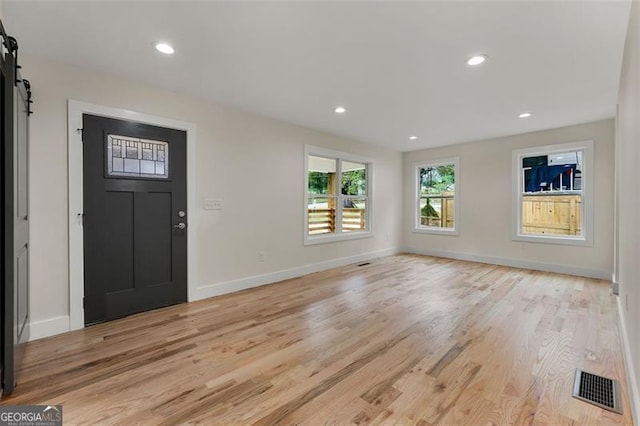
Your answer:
[305,146,372,244]
[414,158,459,234]
[513,140,593,245]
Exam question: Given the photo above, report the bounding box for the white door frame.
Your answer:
[68,100,198,331]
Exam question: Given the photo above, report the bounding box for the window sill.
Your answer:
[304,231,373,246]
[412,227,459,236]
[513,233,592,247]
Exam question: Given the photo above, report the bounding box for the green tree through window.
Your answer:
[308,171,329,194]
[420,165,455,195]
[341,169,366,196]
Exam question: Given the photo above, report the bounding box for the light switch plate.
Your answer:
[204,198,223,210]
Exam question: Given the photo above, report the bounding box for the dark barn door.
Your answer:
[12,71,30,371]
[1,33,31,394]
[83,115,187,325]
[0,35,14,394]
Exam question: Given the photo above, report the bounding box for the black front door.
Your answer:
[83,115,187,325]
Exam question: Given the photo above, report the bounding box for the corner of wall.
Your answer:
[615,0,640,420]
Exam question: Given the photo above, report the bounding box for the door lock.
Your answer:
[173,222,187,230]
[178,210,186,218]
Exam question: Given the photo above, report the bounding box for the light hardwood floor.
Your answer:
[1,254,633,425]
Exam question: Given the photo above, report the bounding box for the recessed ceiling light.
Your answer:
[519,112,532,118]
[334,106,346,114]
[466,54,487,66]
[409,136,418,140]
[155,42,175,55]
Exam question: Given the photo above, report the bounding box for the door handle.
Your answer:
[173,222,187,230]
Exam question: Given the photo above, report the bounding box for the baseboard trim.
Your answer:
[401,246,610,280]
[616,295,640,424]
[194,247,401,301]
[29,316,70,341]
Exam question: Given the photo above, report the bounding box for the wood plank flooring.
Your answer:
[1,254,633,425]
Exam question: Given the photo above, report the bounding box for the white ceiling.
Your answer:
[4,1,631,152]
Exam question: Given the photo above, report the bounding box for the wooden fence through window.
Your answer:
[419,194,455,228]
[308,208,365,234]
[521,193,582,235]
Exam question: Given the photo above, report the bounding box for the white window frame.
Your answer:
[413,157,460,235]
[304,145,373,245]
[512,140,594,246]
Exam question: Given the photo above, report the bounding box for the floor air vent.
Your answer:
[572,369,623,414]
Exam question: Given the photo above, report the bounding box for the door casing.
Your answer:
[67,100,197,331]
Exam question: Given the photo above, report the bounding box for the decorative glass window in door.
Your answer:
[107,134,169,179]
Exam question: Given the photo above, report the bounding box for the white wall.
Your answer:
[22,54,403,336]
[402,119,615,279]
[616,0,640,422]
